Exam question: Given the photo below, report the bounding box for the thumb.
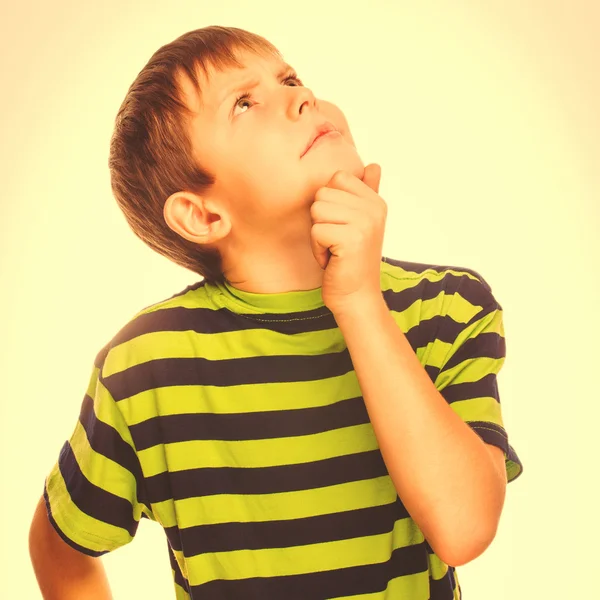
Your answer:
[361,163,382,194]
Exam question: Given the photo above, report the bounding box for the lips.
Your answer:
[302,121,337,157]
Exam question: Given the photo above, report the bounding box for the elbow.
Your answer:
[436,477,506,567]
[437,523,499,568]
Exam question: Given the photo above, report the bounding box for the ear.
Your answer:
[163,192,230,244]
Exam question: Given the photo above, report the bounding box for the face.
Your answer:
[173,47,364,246]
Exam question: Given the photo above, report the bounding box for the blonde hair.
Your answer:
[108,26,281,284]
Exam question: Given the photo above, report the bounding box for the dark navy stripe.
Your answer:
[144,447,390,504]
[104,347,355,402]
[164,496,410,555]
[131,393,368,450]
[111,305,337,347]
[440,372,501,404]
[442,332,505,373]
[43,483,108,557]
[57,441,140,537]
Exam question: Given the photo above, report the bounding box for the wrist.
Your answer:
[329,292,386,322]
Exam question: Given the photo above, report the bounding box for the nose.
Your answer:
[288,85,317,119]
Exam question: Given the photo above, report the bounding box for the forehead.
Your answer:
[178,48,291,117]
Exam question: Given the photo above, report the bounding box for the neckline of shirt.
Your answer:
[209,277,329,314]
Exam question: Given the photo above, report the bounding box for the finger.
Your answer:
[324,169,366,195]
[314,186,365,210]
[325,167,381,198]
[310,223,345,268]
[361,163,381,194]
[311,198,361,225]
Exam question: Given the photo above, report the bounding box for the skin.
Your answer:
[163,47,366,293]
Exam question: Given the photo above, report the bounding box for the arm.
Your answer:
[29,495,113,600]
[332,293,507,567]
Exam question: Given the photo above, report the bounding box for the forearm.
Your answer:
[332,294,505,566]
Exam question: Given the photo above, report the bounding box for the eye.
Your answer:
[283,75,303,87]
[232,73,305,116]
[233,92,252,114]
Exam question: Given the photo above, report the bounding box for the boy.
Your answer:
[29,25,523,600]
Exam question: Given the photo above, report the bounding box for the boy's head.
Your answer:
[109,26,363,285]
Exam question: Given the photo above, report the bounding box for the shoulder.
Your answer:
[94,279,215,378]
[380,256,495,307]
[381,255,491,289]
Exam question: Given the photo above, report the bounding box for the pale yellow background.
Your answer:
[2,1,598,598]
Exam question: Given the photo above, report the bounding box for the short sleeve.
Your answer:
[428,270,523,483]
[43,354,153,556]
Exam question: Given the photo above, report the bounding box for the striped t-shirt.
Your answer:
[43,255,523,599]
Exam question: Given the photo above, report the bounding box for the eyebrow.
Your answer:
[217,63,296,109]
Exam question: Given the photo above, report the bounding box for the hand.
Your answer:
[310,163,386,314]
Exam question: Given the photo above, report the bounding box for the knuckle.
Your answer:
[314,187,328,201]
[332,170,347,185]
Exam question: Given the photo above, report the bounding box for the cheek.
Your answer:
[237,157,296,201]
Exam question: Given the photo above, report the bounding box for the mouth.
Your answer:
[301,121,339,157]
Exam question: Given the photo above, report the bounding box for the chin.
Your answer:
[313,141,364,176]
[298,155,363,205]
[349,158,366,180]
